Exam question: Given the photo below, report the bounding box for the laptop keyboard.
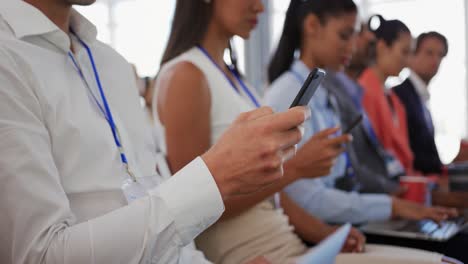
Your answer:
[400,220,438,234]
[362,209,468,241]
[402,216,467,240]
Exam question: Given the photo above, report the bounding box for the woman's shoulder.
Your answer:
[161,47,209,74]
[358,68,383,90]
[268,71,296,90]
[159,60,207,89]
[155,52,210,109]
[159,47,224,90]
[264,71,299,112]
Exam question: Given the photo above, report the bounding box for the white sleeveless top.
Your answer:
[152,47,307,264]
[153,47,258,154]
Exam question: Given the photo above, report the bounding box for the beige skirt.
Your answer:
[196,200,307,264]
[335,244,444,264]
[196,200,445,264]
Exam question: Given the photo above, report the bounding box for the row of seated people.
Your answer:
[150,0,468,263]
[265,10,468,263]
[1,0,466,263]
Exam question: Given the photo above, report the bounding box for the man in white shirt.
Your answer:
[0,0,309,263]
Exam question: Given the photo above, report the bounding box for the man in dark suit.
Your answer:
[323,72,400,195]
[326,21,405,194]
[393,32,448,174]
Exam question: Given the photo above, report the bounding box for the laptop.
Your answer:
[360,209,468,242]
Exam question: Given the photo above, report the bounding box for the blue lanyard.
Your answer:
[197,45,260,108]
[345,83,381,149]
[341,78,404,177]
[67,31,136,181]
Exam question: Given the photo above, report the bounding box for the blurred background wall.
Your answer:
[77,0,468,164]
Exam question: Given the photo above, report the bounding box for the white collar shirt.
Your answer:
[409,70,430,103]
[408,70,435,134]
[0,1,222,263]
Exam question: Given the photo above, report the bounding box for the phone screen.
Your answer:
[289,68,326,108]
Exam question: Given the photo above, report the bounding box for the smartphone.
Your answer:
[344,115,363,134]
[289,68,327,108]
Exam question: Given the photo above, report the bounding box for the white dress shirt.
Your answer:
[409,70,430,103]
[408,70,435,134]
[0,1,223,263]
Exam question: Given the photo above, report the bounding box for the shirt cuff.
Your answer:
[360,194,392,222]
[151,157,225,244]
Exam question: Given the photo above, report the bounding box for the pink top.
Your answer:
[359,68,415,174]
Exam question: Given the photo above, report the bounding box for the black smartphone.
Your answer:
[344,115,363,134]
[289,68,326,108]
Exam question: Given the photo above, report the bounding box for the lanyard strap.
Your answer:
[343,80,404,177]
[197,45,260,108]
[68,32,136,181]
[68,54,108,118]
[343,81,383,150]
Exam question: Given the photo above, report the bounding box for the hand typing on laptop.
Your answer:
[391,197,458,223]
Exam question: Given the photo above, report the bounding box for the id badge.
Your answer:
[122,176,161,204]
[385,154,405,178]
[122,179,147,203]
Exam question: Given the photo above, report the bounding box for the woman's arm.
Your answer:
[281,192,366,253]
[157,61,212,173]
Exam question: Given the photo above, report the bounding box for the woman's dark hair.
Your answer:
[161,1,213,66]
[160,1,241,74]
[267,0,357,83]
[367,14,410,47]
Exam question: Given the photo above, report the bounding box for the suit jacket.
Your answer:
[393,78,443,174]
[323,72,398,194]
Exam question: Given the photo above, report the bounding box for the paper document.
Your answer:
[297,223,351,264]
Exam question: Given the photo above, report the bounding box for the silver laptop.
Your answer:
[360,210,468,242]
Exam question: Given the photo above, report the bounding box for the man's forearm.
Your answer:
[432,191,468,209]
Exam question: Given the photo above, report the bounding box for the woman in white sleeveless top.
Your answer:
[153,1,457,264]
[155,45,309,263]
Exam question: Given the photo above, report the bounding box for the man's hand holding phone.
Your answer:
[202,106,311,199]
